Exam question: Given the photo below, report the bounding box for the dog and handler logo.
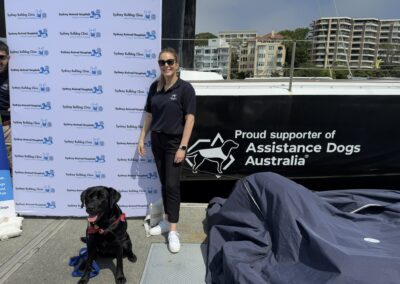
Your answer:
[186,133,239,175]
[186,129,362,176]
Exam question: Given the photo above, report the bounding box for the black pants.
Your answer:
[151,131,182,223]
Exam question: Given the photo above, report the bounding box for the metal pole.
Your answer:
[227,46,231,80]
[288,41,296,92]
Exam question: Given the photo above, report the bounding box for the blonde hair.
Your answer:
[157,47,179,92]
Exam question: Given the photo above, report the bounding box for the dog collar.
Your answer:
[87,213,126,235]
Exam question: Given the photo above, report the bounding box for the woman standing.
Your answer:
[138,47,196,253]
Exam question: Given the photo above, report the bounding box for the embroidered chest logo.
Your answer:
[170,94,177,101]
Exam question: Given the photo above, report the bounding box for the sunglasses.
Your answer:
[158,59,175,67]
[0,55,8,60]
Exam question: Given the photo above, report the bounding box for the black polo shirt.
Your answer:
[145,78,196,135]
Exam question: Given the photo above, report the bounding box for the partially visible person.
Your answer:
[0,41,11,170]
[138,47,196,253]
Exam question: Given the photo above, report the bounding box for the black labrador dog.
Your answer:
[79,186,137,284]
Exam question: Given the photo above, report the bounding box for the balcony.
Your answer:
[361,58,374,63]
[314,51,326,56]
[364,34,377,39]
[315,25,329,30]
[365,22,379,27]
[360,64,373,69]
[340,33,350,37]
[365,27,378,32]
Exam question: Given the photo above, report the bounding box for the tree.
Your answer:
[293,63,330,77]
[229,50,239,79]
[377,43,400,78]
[195,32,217,46]
[279,28,311,74]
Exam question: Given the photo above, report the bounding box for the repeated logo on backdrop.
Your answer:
[6,1,162,216]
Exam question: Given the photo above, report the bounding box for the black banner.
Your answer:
[182,95,400,180]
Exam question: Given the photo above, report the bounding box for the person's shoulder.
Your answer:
[179,79,195,93]
[150,80,158,88]
[178,78,192,87]
[148,80,159,93]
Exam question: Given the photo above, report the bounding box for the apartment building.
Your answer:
[238,38,256,75]
[194,38,231,78]
[218,31,257,49]
[311,17,400,69]
[218,31,257,76]
[238,32,286,77]
[253,32,286,77]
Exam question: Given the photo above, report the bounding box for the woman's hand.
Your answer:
[174,149,186,164]
[138,140,146,157]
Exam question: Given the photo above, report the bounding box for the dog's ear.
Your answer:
[108,187,121,207]
[80,190,87,208]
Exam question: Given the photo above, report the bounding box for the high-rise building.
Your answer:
[311,17,400,69]
[194,38,231,78]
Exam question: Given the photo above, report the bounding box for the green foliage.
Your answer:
[195,32,217,46]
[291,63,330,77]
[279,28,311,68]
[279,28,310,41]
[230,51,239,79]
[233,71,253,79]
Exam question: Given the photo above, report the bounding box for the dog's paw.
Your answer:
[77,278,89,284]
[116,275,127,284]
[128,253,137,263]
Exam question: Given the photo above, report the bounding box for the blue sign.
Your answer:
[0,118,14,206]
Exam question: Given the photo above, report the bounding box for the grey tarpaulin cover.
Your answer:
[206,172,400,284]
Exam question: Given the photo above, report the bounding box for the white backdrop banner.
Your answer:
[5,0,162,216]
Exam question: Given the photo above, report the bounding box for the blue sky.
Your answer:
[196,0,400,35]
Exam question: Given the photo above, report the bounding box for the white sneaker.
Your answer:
[149,220,170,236]
[168,231,181,253]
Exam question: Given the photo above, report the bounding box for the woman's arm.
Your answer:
[174,114,195,163]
